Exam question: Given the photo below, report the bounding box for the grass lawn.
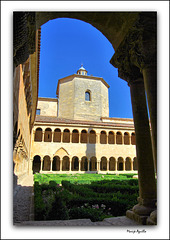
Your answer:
[34,173,137,184]
[34,173,139,222]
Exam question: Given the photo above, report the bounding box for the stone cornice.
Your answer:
[38,97,58,102]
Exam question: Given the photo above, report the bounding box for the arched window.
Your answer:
[52,156,60,171]
[81,130,88,143]
[117,157,124,171]
[42,156,51,171]
[63,129,70,143]
[125,157,132,170]
[124,132,130,145]
[53,128,61,142]
[62,156,70,171]
[116,132,122,144]
[108,131,115,144]
[72,129,79,143]
[131,133,136,145]
[34,128,42,142]
[133,157,138,170]
[109,157,116,171]
[100,131,107,144]
[32,155,41,173]
[89,130,96,144]
[100,157,107,171]
[72,156,79,171]
[81,156,88,171]
[85,91,91,101]
[90,156,97,171]
[44,128,52,142]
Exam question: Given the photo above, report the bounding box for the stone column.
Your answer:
[78,160,81,172]
[121,134,123,145]
[142,66,157,173]
[52,131,54,142]
[40,159,43,172]
[115,160,117,171]
[60,160,62,171]
[69,160,72,172]
[78,133,81,143]
[87,159,90,171]
[110,14,157,223]
[61,132,63,142]
[126,78,156,222]
[130,160,133,171]
[123,160,125,171]
[50,158,53,171]
[107,160,109,171]
[97,161,100,171]
[42,131,45,142]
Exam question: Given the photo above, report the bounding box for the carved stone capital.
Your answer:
[13,12,36,66]
[111,12,157,78]
[128,12,157,70]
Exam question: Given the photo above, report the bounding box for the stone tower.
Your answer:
[56,65,109,121]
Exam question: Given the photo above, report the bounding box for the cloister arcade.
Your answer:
[32,154,138,173]
[34,127,136,145]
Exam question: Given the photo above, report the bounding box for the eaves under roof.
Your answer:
[35,115,134,129]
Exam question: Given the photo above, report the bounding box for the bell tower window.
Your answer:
[85,91,91,101]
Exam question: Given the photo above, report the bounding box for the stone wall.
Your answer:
[58,78,74,119]
[37,98,58,116]
[58,75,109,121]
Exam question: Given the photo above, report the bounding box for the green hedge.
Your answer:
[34,175,139,221]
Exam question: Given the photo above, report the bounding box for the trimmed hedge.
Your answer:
[34,175,139,221]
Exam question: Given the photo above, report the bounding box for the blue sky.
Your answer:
[39,18,133,118]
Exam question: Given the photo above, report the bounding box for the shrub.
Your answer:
[47,196,69,220]
[69,206,105,222]
[34,190,46,220]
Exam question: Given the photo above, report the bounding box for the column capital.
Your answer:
[111,12,156,74]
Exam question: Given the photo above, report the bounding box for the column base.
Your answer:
[126,209,148,225]
[146,210,157,225]
[126,203,157,225]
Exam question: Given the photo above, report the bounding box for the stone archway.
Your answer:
[100,157,107,171]
[125,157,132,171]
[52,156,60,171]
[32,155,41,173]
[81,156,88,171]
[72,156,79,171]
[117,157,124,171]
[109,157,116,171]
[42,155,50,171]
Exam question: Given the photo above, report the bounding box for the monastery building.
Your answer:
[30,65,137,174]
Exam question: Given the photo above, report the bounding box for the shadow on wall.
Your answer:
[85,128,97,172]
